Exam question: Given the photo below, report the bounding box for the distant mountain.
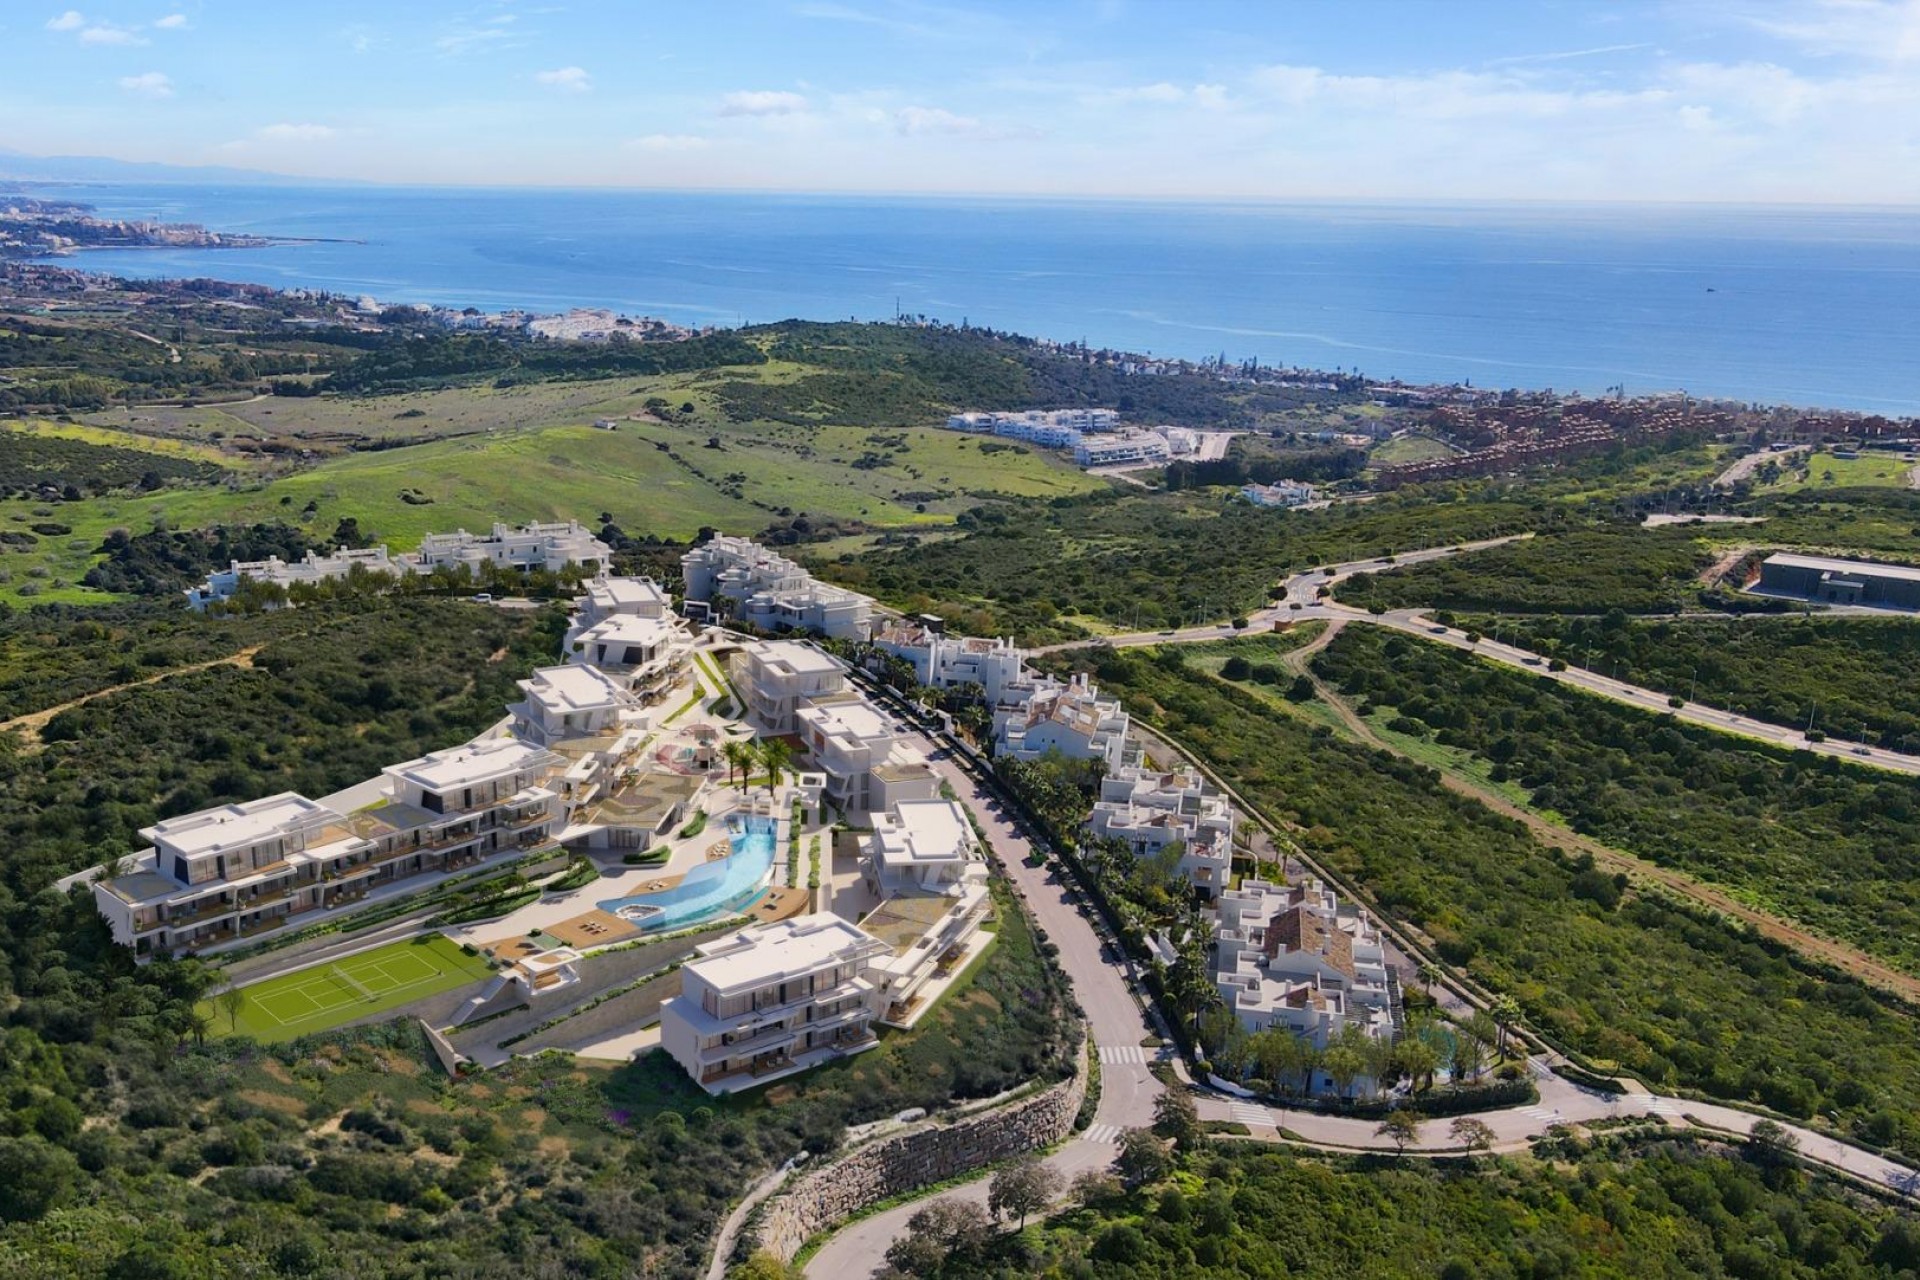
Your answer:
[0,148,345,186]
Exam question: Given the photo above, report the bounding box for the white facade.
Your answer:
[872,623,1030,708]
[408,520,611,576]
[1088,765,1235,896]
[1241,481,1318,509]
[681,535,874,640]
[795,691,909,814]
[996,673,1132,771]
[1213,878,1395,1089]
[735,640,848,735]
[943,408,1120,448]
[1075,431,1171,467]
[187,546,401,609]
[660,915,888,1093]
[510,664,642,746]
[860,799,992,1026]
[866,799,980,895]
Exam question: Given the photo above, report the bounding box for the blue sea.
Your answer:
[27,183,1920,412]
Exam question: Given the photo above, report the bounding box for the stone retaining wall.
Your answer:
[751,1037,1089,1263]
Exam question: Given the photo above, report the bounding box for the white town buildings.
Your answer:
[681,534,874,640]
[1088,764,1234,896]
[995,673,1134,771]
[1241,481,1318,509]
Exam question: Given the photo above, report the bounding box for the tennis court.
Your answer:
[207,935,493,1043]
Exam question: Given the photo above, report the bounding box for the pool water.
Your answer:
[598,815,776,930]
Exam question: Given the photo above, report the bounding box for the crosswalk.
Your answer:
[1517,1105,1563,1125]
[1229,1101,1276,1129]
[1099,1044,1149,1065]
[1082,1123,1122,1145]
[1621,1094,1680,1116]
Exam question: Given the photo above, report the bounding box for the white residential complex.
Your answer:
[872,620,1030,709]
[944,408,1121,447]
[681,534,875,640]
[661,914,890,1092]
[1075,430,1181,468]
[995,673,1134,772]
[1213,877,1396,1091]
[1088,764,1234,896]
[796,691,939,814]
[188,520,614,608]
[91,564,697,959]
[563,575,688,700]
[859,799,992,1027]
[734,639,849,735]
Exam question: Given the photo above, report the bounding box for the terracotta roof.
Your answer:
[1263,904,1356,980]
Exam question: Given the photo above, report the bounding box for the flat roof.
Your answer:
[384,738,551,792]
[874,799,972,866]
[799,694,895,742]
[521,663,632,712]
[142,793,338,858]
[588,576,669,609]
[746,639,843,676]
[1764,552,1920,585]
[579,614,678,645]
[688,914,885,993]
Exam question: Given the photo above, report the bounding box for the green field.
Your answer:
[206,934,492,1043]
[1762,450,1918,493]
[1367,433,1456,467]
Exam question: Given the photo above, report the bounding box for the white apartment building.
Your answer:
[681,535,874,640]
[509,664,642,746]
[872,622,1031,709]
[1087,765,1235,897]
[407,520,611,576]
[1075,431,1172,468]
[943,408,1120,445]
[996,673,1133,771]
[186,546,402,609]
[859,799,992,1027]
[734,640,847,735]
[568,614,688,697]
[660,914,889,1093]
[1241,481,1318,509]
[1213,878,1395,1091]
[572,575,673,627]
[795,690,912,814]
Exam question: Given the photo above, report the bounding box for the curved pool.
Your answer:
[597,815,776,931]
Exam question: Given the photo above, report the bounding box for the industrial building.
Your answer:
[1755,553,1920,610]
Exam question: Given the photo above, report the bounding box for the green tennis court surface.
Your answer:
[205,935,493,1043]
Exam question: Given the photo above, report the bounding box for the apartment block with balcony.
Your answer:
[681,535,874,640]
[858,799,993,1027]
[509,664,644,747]
[660,914,889,1093]
[406,520,611,576]
[734,639,847,735]
[1213,877,1396,1093]
[374,738,564,863]
[794,690,916,815]
[995,673,1133,771]
[1087,765,1235,896]
[872,620,1031,709]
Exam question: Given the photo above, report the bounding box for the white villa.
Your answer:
[1074,430,1180,468]
[510,664,643,747]
[872,621,1031,708]
[943,408,1120,448]
[1213,877,1396,1091]
[681,535,874,640]
[995,673,1133,771]
[188,520,614,608]
[562,575,690,701]
[660,914,890,1093]
[1241,481,1318,509]
[1088,764,1235,897]
[735,639,848,735]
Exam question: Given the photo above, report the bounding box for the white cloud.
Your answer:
[1191,83,1229,109]
[1117,81,1184,103]
[1747,0,1920,63]
[254,123,338,142]
[894,105,983,135]
[79,23,145,45]
[118,71,173,98]
[629,133,710,151]
[534,65,591,92]
[718,89,809,116]
[45,10,83,31]
[154,13,188,29]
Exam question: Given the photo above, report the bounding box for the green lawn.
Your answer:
[205,934,493,1043]
[1762,450,1917,493]
[1368,434,1456,467]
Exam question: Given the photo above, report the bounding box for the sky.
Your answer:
[3,0,1919,202]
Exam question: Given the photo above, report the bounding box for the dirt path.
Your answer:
[1296,658,1920,1006]
[1,646,263,746]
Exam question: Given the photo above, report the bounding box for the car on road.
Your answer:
[1522,656,1543,666]
[1429,625,1448,634]
[1853,746,1872,757]
[472,593,493,603]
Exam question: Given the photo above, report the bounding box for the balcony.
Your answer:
[164,895,241,928]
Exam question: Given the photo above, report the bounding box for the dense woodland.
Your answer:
[1080,641,1920,1156]
[0,431,221,499]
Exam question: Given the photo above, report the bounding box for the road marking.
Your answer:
[1229,1102,1275,1128]
[1099,1045,1147,1065]
[1519,1106,1561,1123]
[1082,1124,1122,1145]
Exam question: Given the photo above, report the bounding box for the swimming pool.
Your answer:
[597,815,776,931]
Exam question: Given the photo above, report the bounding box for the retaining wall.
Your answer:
[751,1037,1089,1263]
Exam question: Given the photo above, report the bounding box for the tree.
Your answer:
[1417,961,1441,995]
[730,1252,799,1280]
[1069,1168,1122,1209]
[1489,994,1522,1058]
[722,739,751,789]
[1114,1127,1172,1189]
[1748,1118,1800,1167]
[886,1198,990,1277]
[1393,1035,1441,1094]
[756,737,792,793]
[214,986,246,1034]
[1450,1117,1496,1155]
[1450,1028,1488,1085]
[1376,1109,1422,1154]
[0,1136,78,1223]
[987,1155,1060,1229]
[1151,1088,1203,1151]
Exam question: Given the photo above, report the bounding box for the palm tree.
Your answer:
[722,740,751,790]
[757,738,792,794]
[1417,961,1441,997]
[1489,994,1522,1060]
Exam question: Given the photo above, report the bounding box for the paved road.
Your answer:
[1036,535,1920,778]
[802,728,1165,1279]
[1715,444,1808,487]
